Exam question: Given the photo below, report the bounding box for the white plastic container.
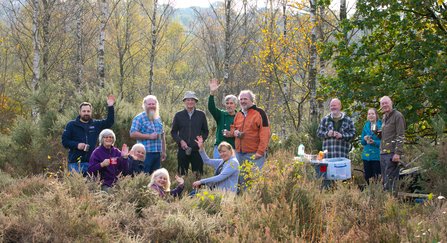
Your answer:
[298,144,305,157]
[324,158,351,180]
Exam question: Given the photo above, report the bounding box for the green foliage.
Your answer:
[268,122,324,158]
[420,138,447,196]
[301,121,323,153]
[320,0,447,141]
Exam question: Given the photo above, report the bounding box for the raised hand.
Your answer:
[129,150,137,160]
[175,175,184,186]
[121,144,129,157]
[107,94,115,106]
[209,78,221,95]
[194,136,204,150]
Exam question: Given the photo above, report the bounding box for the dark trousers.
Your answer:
[363,160,381,184]
[380,153,400,196]
[177,149,203,176]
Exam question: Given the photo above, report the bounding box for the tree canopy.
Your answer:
[321,0,447,141]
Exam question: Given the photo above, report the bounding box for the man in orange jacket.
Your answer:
[230,90,270,190]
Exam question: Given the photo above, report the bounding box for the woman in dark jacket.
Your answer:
[125,143,146,176]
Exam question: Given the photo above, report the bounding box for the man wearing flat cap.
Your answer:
[171,91,209,176]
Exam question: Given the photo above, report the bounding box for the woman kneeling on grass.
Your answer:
[192,136,240,193]
[148,168,184,197]
[88,129,129,192]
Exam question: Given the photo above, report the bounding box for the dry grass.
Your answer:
[1,150,447,242]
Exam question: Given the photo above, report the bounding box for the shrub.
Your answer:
[3,135,447,242]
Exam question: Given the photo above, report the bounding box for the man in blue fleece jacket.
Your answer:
[62,95,115,175]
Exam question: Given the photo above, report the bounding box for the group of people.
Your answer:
[317,96,405,195]
[61,79,271,196]
[61,83,404,196]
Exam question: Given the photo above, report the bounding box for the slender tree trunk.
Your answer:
[309,0,318,123]
[42,0,51,86]
[264,0,275,114]
[340,0,347,44]
[318,4,326,119]
[222,0,231,99]
[281,1,287,137]
[148,0,157,94]
[75,0,84,94]
[32,0,40,94]
[98,0,107,88]
[116,4,130,98]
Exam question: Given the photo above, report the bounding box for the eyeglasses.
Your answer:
[103,136,114,140]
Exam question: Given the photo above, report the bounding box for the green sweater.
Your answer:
[208,95,237,147]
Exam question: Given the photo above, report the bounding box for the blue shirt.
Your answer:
[130,112,164,153]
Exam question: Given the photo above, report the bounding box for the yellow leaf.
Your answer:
[365,154,370,156]
[428,193,433,200]
[203,191,208,195]
[208,195,214,200]
[200,196,204,201]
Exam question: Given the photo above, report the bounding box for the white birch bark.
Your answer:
[148,0,157,94]
[222,0,231,99]
[98,0,107,88]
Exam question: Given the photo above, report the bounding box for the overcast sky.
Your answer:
[162,0,221,8]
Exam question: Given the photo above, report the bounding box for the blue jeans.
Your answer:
[237,152,266,190]
[143,152,161,174]
[69,162,89,177]
[213,146,221,159]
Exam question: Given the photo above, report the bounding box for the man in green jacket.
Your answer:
[208,79,238,159]
[375,96,406,196]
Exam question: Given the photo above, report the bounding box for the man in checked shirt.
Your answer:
[316,98,356,159]
[130,95,166,174]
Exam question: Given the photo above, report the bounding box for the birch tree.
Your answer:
[98,0,107,88]
[192,0,257,101]
[139,0,175,94]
